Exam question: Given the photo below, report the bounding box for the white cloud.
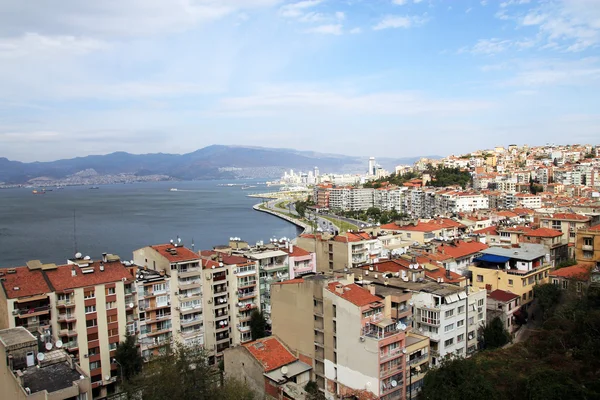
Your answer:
[466,8,473,14]
[0,33,108,59]
[279,0,322,18]
[304,24,343,35]
[392,0,408,5]
[414,0,423,3]
[501,57,600,87]
[461,38,513,55]
[349,27,362,34]
[335,11,346,21]
[480,0,488,6]
[373,15,427,30]
[209,87,492,117]
[297,12,326,23]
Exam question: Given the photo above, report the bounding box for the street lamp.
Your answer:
[112,358,124,383]
[408,365,421,399]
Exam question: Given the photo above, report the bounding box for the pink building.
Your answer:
[283,244,316,279]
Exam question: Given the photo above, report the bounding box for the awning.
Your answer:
[474,254,510,263]
[16,294,48,303]
[457,292,467,300]
[444,294,460,304]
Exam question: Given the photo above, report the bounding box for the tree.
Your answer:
[533,283,562,321]
[305,381,326,400]
[114,332,143,381]
[249,310,266,340]
[556,258,577,269]
[481,317,511,350]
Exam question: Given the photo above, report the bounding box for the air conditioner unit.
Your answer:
[122,277,127,282]
[12,310,18,316]
[359,336,365,342]
[206,273,212,280]
[208,299,213,304]
[232,269,237,274]
[175,307,180,310]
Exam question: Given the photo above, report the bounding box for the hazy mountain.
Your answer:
[0,145,441,184]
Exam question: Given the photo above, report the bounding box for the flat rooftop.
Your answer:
[481,243,547,261]
[0,327,36,349]
[21,362,83,395]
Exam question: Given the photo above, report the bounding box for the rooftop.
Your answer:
[550,264,593,281]
[0,327,36,349]
[21,361,84,395]
[44,260,132,291]
[437,240,489,259]
[0,266,52,299]
[150,244,200,262]
[488,289,519,303]
[481,243,548,262]
[243,337,297,372]
[525,228,563,238]
[326,282,382,307]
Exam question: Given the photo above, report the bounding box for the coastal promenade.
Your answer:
[253,201,313,234]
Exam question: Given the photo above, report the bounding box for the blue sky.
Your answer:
[0,0,599,161]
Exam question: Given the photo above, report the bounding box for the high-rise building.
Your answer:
[369,157,376,176]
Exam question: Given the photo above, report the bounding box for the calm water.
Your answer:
[0,181,301,267]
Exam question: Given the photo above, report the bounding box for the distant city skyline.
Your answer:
[1,0,599,162]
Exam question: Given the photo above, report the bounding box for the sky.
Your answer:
[0,0,599,162]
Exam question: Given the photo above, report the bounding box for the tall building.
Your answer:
[369,157,376,176]
[271,275,410,399]
[0,253,135,399]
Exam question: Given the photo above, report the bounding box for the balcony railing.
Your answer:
[380,347,402,362]
[380,364,403,378]
[408,354,429,366]
[15,305,51,315]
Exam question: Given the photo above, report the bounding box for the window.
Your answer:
[478,312,484,320]
[333,305,336,318]
[88,347,99,356]
[445,309,454,318]
[529,290,533,299]
[476,275,483,283]
[153,283,166,293]
[89,361,100,370]
[551,221,561,230]
[108,328,118,337]
[457,319,464,328]
[444,338,454,348]
[107,315,118,323]
[109,343,117,351]
[522,294,527,302]
[85,305,96,314]
[457,334,464,343]
[107,287,116,295]
[468,316,474,325]
[478,299,484,307]
[84,290,95,299]
[106,301,116,310]
[458,305,465,314]
[583,251,593,259]
[577,282,583,293]
[584,237,593,246]
[562,280,568,289]
[553,279,559,285]
[156,295,169,307]
[444,323,454,332]
[88,333,99,341]
[522,279,527,287]
[508,279,513,286]
[86,319,97,328]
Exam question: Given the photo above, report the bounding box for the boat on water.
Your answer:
[170,188,178,191]
[241,185,257,190]
[89,186,100,190]
[32,190,46,194]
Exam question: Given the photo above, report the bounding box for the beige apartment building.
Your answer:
[575,225,600,265]
[538,212,592,246]
[296,231,383,274]
[0,253,135,399]
[0,327,92,400]
[272,274,411,400]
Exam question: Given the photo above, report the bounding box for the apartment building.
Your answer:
[0,254,135,399]
[133,244,208,355]
[486,289,521,338]
[470,244,552,309]
[575,224,600,265]
[380,218,467,244]
[296,231,383,273]
[0,327,92,400]
[521,228,568,267]
[405,332,430,399]
[271,275,410,400]
[538,212,592,246]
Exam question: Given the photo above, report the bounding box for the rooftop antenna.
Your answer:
[191,238,195,250]
[73,209,78,254]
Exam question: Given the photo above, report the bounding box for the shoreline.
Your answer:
[253,202,313,234]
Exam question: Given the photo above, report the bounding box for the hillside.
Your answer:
[0,145,441,184]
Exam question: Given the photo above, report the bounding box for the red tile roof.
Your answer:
[243,337,297,372]
[550,264,593,281]
[326,282,382,307]
[381,218,465,233]
[44,261,132,291]
[588,224,600,231]
[150,244,199,262]
[473,226,498,235]
[525,228,563,238]
[282,246,311,257]
[0,267,51,299]
[437,241,488,259]
[541,213,591,221]
[423,266,465,284]
[488,289,519,303]
[201,259,221,270]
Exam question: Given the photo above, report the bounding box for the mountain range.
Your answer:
[0,145,440,184]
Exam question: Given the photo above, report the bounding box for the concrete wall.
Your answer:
[0,291,9,330]
[223,346,265,397]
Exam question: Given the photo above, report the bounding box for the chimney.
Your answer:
[446,267,451,278]
[71,267,77,277]
[102,253,107,263]
[368,284,376,295]
[289,244,294,253]
[99,263,105,272]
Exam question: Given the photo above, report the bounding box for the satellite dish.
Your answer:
[75,252,82,259]
[391,380,398,388]
[105,375,111,381]
[37,353,45,361]
[129,303,134,308]
[281,366,288,376]
[84,256,91,260]
[55,340,63,349]
[45,342,52,351]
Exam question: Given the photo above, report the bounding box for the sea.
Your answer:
[0,180,301,268]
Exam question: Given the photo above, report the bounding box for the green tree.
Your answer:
[556,258,577,269]
[249,310,266,340]
[481,317,511,350]
[533,283,562,321]
[305,381,326,400]
[114,332,143,381]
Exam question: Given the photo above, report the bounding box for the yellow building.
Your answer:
[469,244,552,308]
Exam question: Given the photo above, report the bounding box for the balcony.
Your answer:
[238,280,257,289]
[213,273,227,282]
[236,267,258,276]
[408,354,429,366]
[238,325,251,333]
[63,341,79,351]
[147,326,172,337]
[14,305,51,317]
[180,318,202,328]
[419,317,440,327]
[56,299,75,308]
[380,347,402,362]
[179,304,202,313]
[57,313,77,322]
[261,263,287,272]
[352,247,367,254]
[583,244,594,251]
[238,291,256,300]
[178,267,202,278]
[58,328,78,337]
[380,363,403,378]
[238,303,257,311]
[178,279,202,290]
